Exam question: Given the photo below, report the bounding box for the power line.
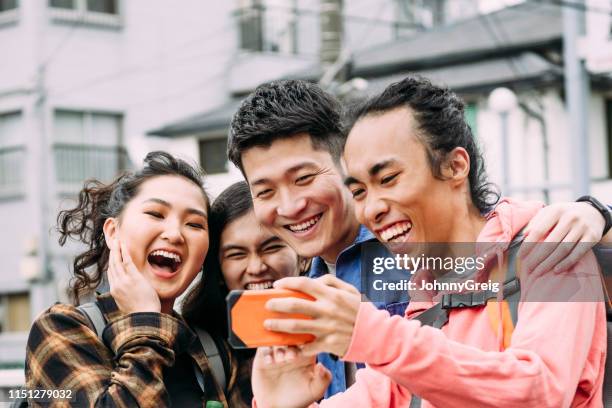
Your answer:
[42,16,86,68]
[527,0,612,15]
[477,11,525,78]
[50,19,238,97]
[51,45,235,98]
[236,3,421,29]
[121,68,228,110]
[319,0,390,87]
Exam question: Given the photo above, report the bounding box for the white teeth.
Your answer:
[380,222,412,242]
[150,250,182,263]
[288,214,321,233]
[246,281,274,290]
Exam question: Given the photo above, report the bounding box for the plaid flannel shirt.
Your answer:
[25,293,250,407]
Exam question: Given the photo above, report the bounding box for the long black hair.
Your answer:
[181,181,254,337]
[57,151,209,304]
[182,180,310,336]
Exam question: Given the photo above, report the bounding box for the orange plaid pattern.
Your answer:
[25,293,250,407]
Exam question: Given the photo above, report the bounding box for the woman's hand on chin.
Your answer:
[108,238,161,314]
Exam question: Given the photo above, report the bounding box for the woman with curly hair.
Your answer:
[25,151,246,407]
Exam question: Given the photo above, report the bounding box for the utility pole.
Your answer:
[563,0,590,196]
[28,63,55,320]
[319,0,342,67]
[319,0,345,88]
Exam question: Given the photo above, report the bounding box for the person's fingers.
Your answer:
[310,363,332,398]
[266,297,320,317]
[273,276,328,298]
[530,227,580,278]
[107,248,117,287]
[110,238,125,274]
[553,238,592,273]
[109,240,125,279]
[522,206,560,244]
[264,317,320,334]
[284,346,297,361]
[317,274,360,294]
[120,241,137,274]
[523,225,569,273]
[257,347,274,365]
[299,341,321,357]
[541,218,572,243]
[272,346,290,363]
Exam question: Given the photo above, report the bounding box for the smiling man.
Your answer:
[227,80,409,396]
[250,76,608,408]
[228,79,611,398]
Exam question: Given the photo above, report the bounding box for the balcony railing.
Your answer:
[236,3,300,54]
[53,144,129,193]
[0,146,25,199]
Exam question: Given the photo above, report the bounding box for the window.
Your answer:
[53,110,128,192]
[0,0,17,12]
[0,292,30,333]
[49,0,121,27]
[0,112,25,198]
[199,137,228,174]
[49,0,74,9]
[394,0,441,34]
[393,0,478,37]
[0,0,18,26]
[394,0,420,38]
[237,0,297,54]
[50,0,116,14]
[86,0,117,14]
[238,0,264,51]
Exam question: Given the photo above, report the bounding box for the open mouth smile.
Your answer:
[285,213,323,234]
[147,249,183,276]
[245,280,274,290]
[378,221,413,242]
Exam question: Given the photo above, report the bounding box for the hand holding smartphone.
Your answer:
[227,289,316,348]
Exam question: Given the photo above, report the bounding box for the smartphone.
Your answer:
[227,289,316,348]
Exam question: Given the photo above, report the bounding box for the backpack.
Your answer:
[10,305,229,408]
[409,232,612,407]
[77,302,228,396]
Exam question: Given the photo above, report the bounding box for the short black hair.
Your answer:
[346,76,499,214]
[228,79,344,174]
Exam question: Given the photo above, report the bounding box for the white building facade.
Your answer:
[0,0,240,393]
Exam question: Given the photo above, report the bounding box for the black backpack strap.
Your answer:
[502,231,524,325]
[193,327,227,393]
[77,302,107,338]
[409,229,526,407]
[412,302,448,328]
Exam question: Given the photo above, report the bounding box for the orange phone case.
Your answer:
[227,289,316,348]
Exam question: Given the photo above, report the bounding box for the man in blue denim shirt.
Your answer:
[308,225,408,397]
[228,80,409,396]
[227,79,611,397]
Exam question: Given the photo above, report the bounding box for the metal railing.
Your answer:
[0,146,25,199]
[53,144,129,192]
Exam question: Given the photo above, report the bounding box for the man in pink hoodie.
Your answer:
[251,76,607,407]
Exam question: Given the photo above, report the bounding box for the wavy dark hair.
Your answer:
[346,75,500,214]
[57,151,209,304]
